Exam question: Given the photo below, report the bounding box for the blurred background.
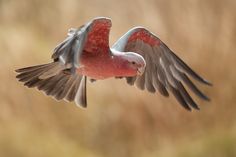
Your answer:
[1,0,236,156]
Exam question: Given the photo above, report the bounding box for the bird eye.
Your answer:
[131,61,136,65]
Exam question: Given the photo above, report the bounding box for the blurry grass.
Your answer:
[176,132,236,157]
[0,0,236,157]
[1,119,235,157]
[0,121,99,157]
[155,130,236,157]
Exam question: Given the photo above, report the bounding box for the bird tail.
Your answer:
[15,62,87,107]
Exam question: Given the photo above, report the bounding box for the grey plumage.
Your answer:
[75,76,87,107]
[52,25,90,69]
[16,62,87,107]
[15,17,113,108]
[112,27,212,111]
[15,19,97,107]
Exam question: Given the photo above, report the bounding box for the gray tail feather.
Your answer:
[15,62,87,107]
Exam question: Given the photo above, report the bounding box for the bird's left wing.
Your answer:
[112,27,212,111]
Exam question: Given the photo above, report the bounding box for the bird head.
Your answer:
[121,52,146,76]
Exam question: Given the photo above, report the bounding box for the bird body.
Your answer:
[78,51,141,79]
[77,18,145,79]
[16,17,211,110]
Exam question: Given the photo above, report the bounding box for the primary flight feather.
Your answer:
[16,17,212,110]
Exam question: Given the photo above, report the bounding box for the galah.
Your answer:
[16,17,212,111]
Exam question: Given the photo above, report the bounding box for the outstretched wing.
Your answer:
[52,17,112,70]
[112,27,212,111]
[17,17,112,108]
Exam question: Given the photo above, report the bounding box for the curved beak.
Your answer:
[137,66,145,76]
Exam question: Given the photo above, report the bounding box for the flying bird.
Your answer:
[16,17,212,111]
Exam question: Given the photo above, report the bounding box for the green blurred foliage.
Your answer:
[0,0,236,156]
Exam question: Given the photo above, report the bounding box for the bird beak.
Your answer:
[137,67,145,76]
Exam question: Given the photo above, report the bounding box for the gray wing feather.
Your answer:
[75,76,87,108]
[143,43,156,93]
[126,76,137,85]
[65,77,81,102]
[16,62,87,106]
[135,73,145,90]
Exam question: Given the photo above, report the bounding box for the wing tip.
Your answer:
[201,79,213,86]
[15,69,21,73]
[75,102,87,109]
[202,95,211,101]
[191,104,200,110]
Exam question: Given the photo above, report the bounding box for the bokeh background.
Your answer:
[1,0,236,156]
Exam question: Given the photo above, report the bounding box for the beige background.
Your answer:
[0,0,235,156]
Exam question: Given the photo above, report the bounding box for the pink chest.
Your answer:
[77,52,117,79]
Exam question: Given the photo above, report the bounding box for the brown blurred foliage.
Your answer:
[0,0,236,156]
